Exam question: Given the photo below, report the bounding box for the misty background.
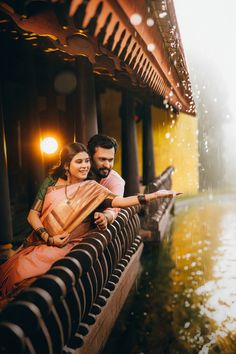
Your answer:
[174,0,236,192]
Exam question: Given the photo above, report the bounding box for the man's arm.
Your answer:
[100,171,125,223]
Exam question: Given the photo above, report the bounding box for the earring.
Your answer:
[65,169,70,183]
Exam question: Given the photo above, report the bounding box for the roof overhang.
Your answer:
[0,0,196,115]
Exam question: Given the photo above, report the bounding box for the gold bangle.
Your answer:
[35,227,47,237]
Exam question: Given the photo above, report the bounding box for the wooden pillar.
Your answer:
[142,102,155,184]
[74,56,98,143]
[0,84,13,255]
[120,91,139,196]
[66,93,77,143]
[45,64,59,134]
[25,47,45,205]
[95,86,105,134]
[42,64,61,173]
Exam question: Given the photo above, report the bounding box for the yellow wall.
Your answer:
[152,107,199,195]
[100,89,199,195]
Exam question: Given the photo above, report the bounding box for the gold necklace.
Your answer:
[65,183,81,204]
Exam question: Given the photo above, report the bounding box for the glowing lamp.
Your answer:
[40,137,58,154]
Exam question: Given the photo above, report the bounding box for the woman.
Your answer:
[0,142,181,296]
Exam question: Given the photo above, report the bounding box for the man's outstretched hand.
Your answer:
[156,190,183,198]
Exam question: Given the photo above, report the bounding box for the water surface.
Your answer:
[102,195,236,354]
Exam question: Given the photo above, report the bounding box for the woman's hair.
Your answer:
[50,142,88,180]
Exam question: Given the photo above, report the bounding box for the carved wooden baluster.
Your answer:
[85,1,103,36]
[105,21,119,51]
[97,12,112,43]
[119,34,132,61]
[130,47,141,69]
[113,28,126,56]
[73,0,87,29]
[125,42,136,64]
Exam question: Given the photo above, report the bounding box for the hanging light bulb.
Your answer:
[146,18,154,27]
[147,43,156,52]
[130,13,142,25]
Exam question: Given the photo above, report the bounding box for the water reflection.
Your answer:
[102,195,236,354]
[171,197,236,353]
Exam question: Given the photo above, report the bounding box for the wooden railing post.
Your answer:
[0,83,13,260]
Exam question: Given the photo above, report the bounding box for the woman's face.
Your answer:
[67,151,91,183]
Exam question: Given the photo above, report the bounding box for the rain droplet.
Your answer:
[165,132,171,139]
[159,11,167,18]
[184,322,191,329]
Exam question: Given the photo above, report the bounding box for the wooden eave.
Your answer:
[0,0,195,115]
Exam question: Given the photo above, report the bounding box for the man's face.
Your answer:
[92,146,115,178]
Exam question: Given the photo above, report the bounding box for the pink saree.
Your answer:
[0,180,112,296]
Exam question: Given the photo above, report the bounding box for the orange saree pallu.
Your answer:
[0,180,112,296]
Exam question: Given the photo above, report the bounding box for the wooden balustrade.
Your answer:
[0,206,142,354]
[139,166,175,242]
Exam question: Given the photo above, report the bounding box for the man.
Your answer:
[87,134,125,230]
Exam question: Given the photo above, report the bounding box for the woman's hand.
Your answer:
[94,212,108,231]
[52,233,70,248]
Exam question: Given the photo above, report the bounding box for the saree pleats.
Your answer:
[0,180,113,296]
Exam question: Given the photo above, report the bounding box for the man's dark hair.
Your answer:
[87,134,118,156]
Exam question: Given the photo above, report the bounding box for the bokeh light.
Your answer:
[146,18,154,27]
[147,43,156,52]
[40,137,58,154]
[130,13,142,26]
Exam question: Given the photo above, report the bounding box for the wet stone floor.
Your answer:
[102,194,236,354]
